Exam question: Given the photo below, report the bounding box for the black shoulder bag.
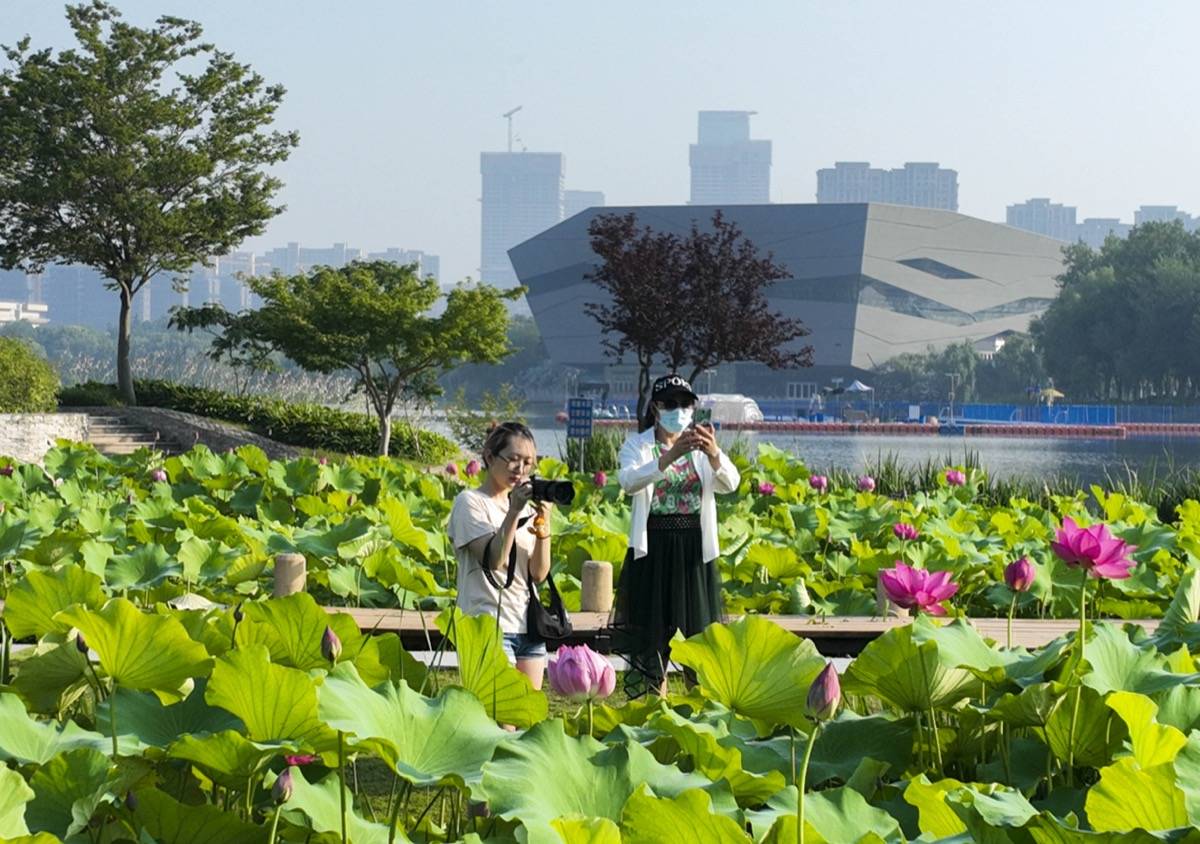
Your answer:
[480,519,573,642]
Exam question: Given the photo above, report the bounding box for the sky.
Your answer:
[5,1,1199,284]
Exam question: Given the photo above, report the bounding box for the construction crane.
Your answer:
[502,105,522,153]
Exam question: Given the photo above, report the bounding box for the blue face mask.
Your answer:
[658,407,693,434]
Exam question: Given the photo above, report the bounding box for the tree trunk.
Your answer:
[117,285,137,405]
[635,364,652,423]
[378,413,392,457]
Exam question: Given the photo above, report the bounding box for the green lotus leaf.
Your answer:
[166,730,279,788]
[1087,756,1189,833]
[646,708,786,806]
[1041,684,1118,768]
[0,693,106,765]
[105,543,181,590]
[1106,691,1188,768]
[0,519,43,560]
[903,775,968,838]
[25,747,114,839]
[2,566,105,639]
[55,598,212,702]
[480,719,720,844]
[235,592,377,677]
[550,816,621,843]
[378,495,430,559]
[204,644,329,747]
[1084,623,1197,696]
[989,682,1061,728]
[943,783,1039,840]
[267,459,320,497]
[317,662,509,789]
[1174,732,1200,829]
[132,787,265,844]
[743,542,804,580]
[619,786,749,843]
[843,622,977,712]
[669,616,825,731]
[9,634,90,715]
[0,764,35,839]
[176,535,241,583]
[750,784,904,843]
[910,615,1013,684]
[437,610,548,729]
[95,680,242,751]
[279,766,405,844]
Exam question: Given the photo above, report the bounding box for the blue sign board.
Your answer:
[567,398,594,439]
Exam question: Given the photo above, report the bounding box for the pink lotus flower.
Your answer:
[945,469,967,487]
[149,468,168,483]
[465,459,481,477]
[879,561,958,615]
[320,625,342,663]
[0,464,13,477]
[1050,516,1138,580]
[806,662,841,722]
[284,754,319,766]
[1005,557,1036,592]
[809,475,828,493]
[593,470,607,487]
[547,644,615,702]
[757,481,776,496]
[893,522,919,542]
[445,461,459,477]
[857,475,876,492]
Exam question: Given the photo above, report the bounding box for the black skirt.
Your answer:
[610,513,724,697]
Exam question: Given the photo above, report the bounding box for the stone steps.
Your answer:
[85,414,185,456]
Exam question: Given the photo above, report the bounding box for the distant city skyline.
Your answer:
[6,1,1200,287]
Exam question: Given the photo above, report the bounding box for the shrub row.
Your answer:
[0,336,59,413]
[59,379,456,462]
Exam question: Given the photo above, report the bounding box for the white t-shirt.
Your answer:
[448,487,535,634]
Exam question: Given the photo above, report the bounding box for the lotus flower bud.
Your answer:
[465,459,481,477]
[945,469,967,487]
[125,493,133,505]
[1005,557,1036,592]
[0,502,4,515]
[445,461,459,477]
[233,602,245,623]
[857,475,876,492]
[346,494,355,507]
[0,464,13,477]
[320,625,342,663]
[809,475,828,493]
[546,644,616,702]
[124,791,138,811]
[593,470,607,487]
[893,522,919,541]
[757,481,776,497]
[272,768,294,804]
[75,633,88,654]
[319,456,328,465]
[806,662,841,722]
[149,468,168,483]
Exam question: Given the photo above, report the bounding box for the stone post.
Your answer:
[273,553,307,597]
[580,560,614,613]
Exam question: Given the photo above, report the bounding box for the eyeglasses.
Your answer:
[497,452,537,471]
[656,399,694,411]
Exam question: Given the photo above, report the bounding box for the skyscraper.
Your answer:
[816,161,958,211]
[480,152,564,287]
[1007,198,1078,241]
[1135,205,1199,231]
[563,190,606,220]
[1076,218,1131,248]
[689,111,771,205]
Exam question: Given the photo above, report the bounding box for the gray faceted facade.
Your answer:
[508,203,1065,396]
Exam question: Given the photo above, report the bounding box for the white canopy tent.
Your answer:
[697,394,764,425]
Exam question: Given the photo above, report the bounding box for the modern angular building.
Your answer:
[509,203,1064,399]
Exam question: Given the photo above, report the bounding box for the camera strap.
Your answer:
[480,515,530,590]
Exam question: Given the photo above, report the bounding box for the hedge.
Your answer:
[0,337,59,413]
[59,379,456,462]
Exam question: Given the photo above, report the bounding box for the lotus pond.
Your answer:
[3,442,1200,840]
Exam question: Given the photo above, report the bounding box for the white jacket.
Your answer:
[617,427,741,563]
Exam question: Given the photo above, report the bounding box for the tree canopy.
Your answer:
[173,261,521,455]
[0,1,297,404]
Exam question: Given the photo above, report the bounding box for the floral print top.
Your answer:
[649,445,702,515]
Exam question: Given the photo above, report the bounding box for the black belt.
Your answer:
[647,513,701,531]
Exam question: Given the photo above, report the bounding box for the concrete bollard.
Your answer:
[580,560,614,613]
[273,553,307,597]
[876,577,909,619]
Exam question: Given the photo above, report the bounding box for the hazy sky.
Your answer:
[6,1,1199,284]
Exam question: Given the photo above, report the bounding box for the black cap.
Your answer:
[651,374,698,403]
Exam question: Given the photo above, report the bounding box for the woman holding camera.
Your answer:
[613,374,741,697]
[448,421,551,688]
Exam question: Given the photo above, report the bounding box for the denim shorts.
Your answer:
[502,632,547,662]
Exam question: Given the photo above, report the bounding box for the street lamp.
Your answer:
[942,372,960,423]
[703,369,716,395]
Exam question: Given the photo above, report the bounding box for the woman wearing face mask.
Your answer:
[611,374,740,697]
[447,421,552,688]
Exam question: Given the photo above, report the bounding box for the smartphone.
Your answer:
[693,407,713,426]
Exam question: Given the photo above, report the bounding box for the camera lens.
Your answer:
[530,477,576,506]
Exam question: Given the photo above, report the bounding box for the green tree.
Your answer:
[175,261,520,455]
[0,336,59,412]
[0,2,297,405]
[976,333,1045,402]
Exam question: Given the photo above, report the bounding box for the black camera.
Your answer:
[530,476,576,506]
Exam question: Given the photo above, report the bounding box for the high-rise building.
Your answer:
[689,111,771,205]
[563,190,606,220]
[1007,198,1078,241]
[1075,218,1131,249]
[1135,205,1199,231]
[480,152,564,287]
[261,242,366,276]
[816,161,958,211]
[366,248,441,284]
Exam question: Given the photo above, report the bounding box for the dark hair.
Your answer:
[481,421,535,467]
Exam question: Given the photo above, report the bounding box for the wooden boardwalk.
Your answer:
[333,607,1163,656]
